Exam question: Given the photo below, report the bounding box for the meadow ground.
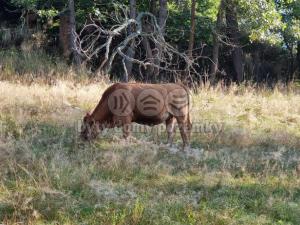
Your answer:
[0,79,300,225]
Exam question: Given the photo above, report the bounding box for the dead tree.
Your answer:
[75,11,199,87]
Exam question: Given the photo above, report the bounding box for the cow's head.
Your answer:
[80,112,100,140]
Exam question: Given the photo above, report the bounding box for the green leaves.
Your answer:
[278,0,300,48]
[11,0,38,10]
[37,9,59,19]
[7,0,300,56]
[237,0,284,45]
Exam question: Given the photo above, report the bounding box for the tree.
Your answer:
[225,0,244,83]
[139,0,157,81]
[158,0,168,34]
[298,41,300,79]
[75,9,198,84]
[183,0,196,83]
[187,0,196,59]
[68,0,81,66]
[208,0,284,83]
[210,0,224,82]
[124,0,137,82]
[6,0,299,84]
[153,0,168,78]
[274,0,300,82]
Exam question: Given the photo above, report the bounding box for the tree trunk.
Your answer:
[141,0,156,81]
[159,0,168,34]
[124,0,136,82]
[297,41,300,79]
[150,0,158,16]
[184,0,196,82]
[225,0,244,83]
[59,11,71,58]
[68,0,81,66]
[289,46,294,82]
[142,20,155,81]
[153,0,168,78]
[209,0,224,83]
[187,0,196,59]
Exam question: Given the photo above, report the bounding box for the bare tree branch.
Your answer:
[75,10,203,87]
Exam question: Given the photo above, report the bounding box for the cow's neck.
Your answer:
[91,101,107,124]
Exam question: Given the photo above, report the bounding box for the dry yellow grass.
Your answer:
[192,84,300,147]
[1,80,299,147]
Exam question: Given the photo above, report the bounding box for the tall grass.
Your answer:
[0,49,96,83]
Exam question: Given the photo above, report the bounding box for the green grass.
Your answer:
[0,81,300,224]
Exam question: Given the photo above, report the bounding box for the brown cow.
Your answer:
[81,83,192,150]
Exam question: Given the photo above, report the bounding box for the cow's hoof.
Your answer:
[123,136,136,142]
[165,143,173,147]
[182,145,191,152]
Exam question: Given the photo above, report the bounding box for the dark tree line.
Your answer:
[0,0,299,85]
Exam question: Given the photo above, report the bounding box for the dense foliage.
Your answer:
[0,0,299,84]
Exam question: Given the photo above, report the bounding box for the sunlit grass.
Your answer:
[0,79,300,224]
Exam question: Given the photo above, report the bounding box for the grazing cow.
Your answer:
[81,83,192,150]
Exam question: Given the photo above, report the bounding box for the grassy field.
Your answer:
[0,79,300,225]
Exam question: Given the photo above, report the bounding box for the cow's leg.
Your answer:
[122,118,132,140]
[187,115,192,143]
[122,123,131,139]
[165,116,176,146]
[175,116,191,151]
[112,116,132,139]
